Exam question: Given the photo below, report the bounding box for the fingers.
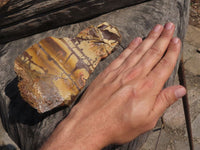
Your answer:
[106,37,142,71]
[150,85,186,119]
[98,23,180,94]
[134,22,175,77]
[128,37,143,50]
[99,37,142,83]
[118,22,176,84]
[92,38,142,92]
[148,37,181,90]
[120,24,164,70]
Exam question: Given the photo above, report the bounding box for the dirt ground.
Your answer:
[190,0,200,28]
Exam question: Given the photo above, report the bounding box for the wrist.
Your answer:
[40,108,109,150]
[61,112,109,150]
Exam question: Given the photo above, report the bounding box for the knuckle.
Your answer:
[130,87,138,98]
[118,52,126,60]
[123,67,141,83]
[98,68,116,83]
[116,74,125,88]
[102,83,111,90]
[118,48,131,60]
[149,46,162,57]
[161,31,172,38]
[160,57,172,67]
[134,48,143,57]
[107,61,120,71]
[121,85,138,99]
[105,70,117,81]
[140,78,155,91]
[134,47,142,55]
[148,31,160,40]
[160,92,172,108]
[98,69,109,78]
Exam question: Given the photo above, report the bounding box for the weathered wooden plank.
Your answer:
[0,0,81,26]
[0,0,190,150]
[0,0,149,43]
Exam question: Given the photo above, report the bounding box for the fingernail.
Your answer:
[165,22,174,30]
[153,24,162,32]
[175,87,186,99]
[134,37,141,43]
[172,37,179,44]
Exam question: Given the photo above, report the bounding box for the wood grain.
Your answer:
[0,0,149,43]
[0,0,190,149]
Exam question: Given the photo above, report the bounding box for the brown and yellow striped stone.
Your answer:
[14,22,121,113]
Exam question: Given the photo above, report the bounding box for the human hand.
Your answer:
[40,22,186,150]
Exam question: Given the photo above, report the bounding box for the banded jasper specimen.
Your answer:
[14,22,121,113]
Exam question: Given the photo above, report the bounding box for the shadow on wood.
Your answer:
[5,77,68,125]
[0,144,17,150]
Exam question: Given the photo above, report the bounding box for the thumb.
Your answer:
[151,85,186,118]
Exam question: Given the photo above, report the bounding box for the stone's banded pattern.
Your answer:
[14,22,121,113]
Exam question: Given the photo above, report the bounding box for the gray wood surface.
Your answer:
[0,0,149,43]
[0,0,190,149]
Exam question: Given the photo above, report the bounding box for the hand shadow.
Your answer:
[0,144,17,150]
[5,77,69,126]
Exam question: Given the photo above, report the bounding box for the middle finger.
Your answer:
[118,24,164,72]
[133,22,175,77]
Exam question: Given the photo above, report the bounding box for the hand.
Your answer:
[40,22,186,150]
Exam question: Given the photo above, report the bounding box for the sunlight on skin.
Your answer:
[40,22,186,150]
